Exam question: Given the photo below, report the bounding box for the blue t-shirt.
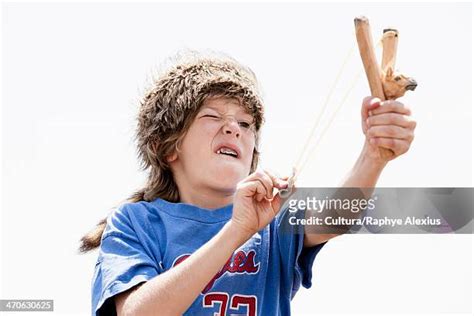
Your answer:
[91,198,325,315]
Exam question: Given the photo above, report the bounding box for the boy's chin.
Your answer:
[212,169,247,188]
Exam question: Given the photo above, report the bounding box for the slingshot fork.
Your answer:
[354,16,417,159]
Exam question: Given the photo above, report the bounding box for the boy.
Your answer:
[81,51,416,315]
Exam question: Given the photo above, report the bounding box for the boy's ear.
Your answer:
[166,151,178,163]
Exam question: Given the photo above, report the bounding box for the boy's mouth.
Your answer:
[216,147,238,158]
[215,144,240,159]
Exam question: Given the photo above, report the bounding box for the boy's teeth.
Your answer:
[217,147,237,157]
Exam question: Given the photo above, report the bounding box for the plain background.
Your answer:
[1,1,472,315]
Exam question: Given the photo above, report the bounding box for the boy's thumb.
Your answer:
[271,193,283,216]
[362,96,381,119]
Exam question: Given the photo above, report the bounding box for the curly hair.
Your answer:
[79,51,265,253]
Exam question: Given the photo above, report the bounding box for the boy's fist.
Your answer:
[361,96,417,162]
[231,170,288,238]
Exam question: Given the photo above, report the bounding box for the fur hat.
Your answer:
[136,51,265,169]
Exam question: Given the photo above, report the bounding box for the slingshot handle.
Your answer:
[354,16,394,159]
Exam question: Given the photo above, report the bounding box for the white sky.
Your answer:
[1,2,472,315]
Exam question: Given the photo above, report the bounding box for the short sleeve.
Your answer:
[91,206,160,316]
[275,207,326,299]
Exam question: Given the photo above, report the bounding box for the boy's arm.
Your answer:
[115,170,287,316]
[115,222,249,316]
[302,145,386,246]
[304,97,416,247]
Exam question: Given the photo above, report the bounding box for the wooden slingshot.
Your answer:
[354,16,417,158]
[278,17,418,198]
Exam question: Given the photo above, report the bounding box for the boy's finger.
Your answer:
[367,113,417,129]
[264,170,289,190]
[251,181,268,202]
[371,100,412,116]
[247,170,274,199]
[240,180,267,200]
[369,137,410,155]
[361,96,381,121]
[367,125,414,141]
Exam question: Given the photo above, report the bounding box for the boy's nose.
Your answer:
[223,120,241,137]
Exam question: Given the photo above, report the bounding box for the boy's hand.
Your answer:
[231,170,288,238]
[361,96,417,163]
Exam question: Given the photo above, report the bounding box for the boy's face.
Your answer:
[170,97,256,195]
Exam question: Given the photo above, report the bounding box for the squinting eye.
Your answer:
[238,121,252,129]
[202,114,219,119]
[394,76,401,81]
